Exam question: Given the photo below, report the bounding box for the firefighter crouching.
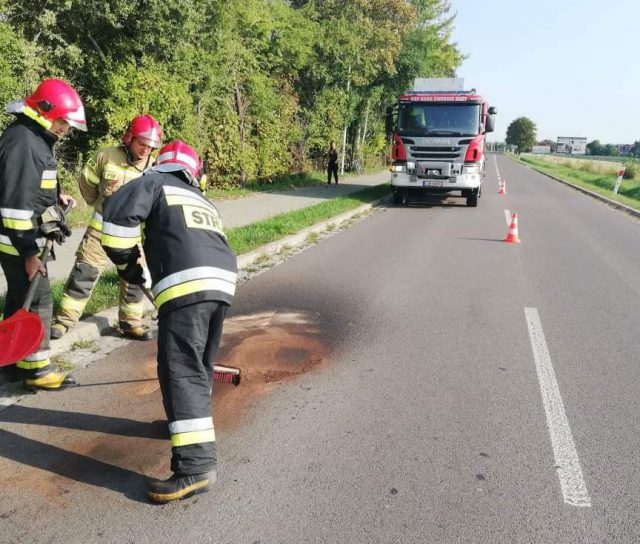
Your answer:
[0,79,86,390]
[101,140,237,502]
[50,115,162,341]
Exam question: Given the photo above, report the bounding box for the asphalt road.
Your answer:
[1,155,640,543]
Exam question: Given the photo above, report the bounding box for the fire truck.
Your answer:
[385,78,497,207]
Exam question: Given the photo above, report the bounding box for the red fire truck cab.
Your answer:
[386,78,497,207]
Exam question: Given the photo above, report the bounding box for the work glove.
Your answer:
[40,205,72,245]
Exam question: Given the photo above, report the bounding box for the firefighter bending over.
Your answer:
[51,115,162,341]
[101,140,237,502]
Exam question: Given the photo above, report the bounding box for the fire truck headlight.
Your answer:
[406,161,416,172]
[462,165,480,175]
[392,164,406,172]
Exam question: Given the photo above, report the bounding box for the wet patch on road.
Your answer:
[213,310,329,430]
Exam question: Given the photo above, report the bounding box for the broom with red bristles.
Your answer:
[141,287,241,386]
[213,364,241,386]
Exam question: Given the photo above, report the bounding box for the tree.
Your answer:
[604,144,619,157]
[537,139,557,152]
[0,0,463,187]
[629,141,640,158]
[586,140,604,156]
[505,117,536,153]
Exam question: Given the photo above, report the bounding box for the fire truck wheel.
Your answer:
[466,190,478,207]
[392,190,402,205]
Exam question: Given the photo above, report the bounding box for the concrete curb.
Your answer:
[506,155,640,220]
[43,195,389,361]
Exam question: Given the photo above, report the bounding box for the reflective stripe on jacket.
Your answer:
[101,171,237,316]
[0,116,58,257]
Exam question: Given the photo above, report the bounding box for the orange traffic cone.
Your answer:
[504,212,520,243]
[498,179,506,194]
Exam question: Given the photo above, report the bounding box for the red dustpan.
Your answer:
[0,243,51,366]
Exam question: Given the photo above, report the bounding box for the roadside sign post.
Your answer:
[613,165,625,195]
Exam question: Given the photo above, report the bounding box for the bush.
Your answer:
[623,162,637,180]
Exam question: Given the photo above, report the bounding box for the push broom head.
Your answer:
[214,371,241,386]
[213,364,241,386]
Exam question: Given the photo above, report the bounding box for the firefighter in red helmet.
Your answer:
[101,140,237,502]
[51,114,163,341]
[0,79,85,389]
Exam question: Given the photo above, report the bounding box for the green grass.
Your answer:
[518,155,640,211]
[225,183,389,255]
[1,183,389,318]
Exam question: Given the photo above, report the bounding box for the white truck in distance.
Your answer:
[385,78,497,207]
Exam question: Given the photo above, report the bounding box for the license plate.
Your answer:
[423,180,443,188]
[426,169,441,176]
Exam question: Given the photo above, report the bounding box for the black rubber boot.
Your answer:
[119,323,153,341]
[50,323,68,340]
[147,471,216,503]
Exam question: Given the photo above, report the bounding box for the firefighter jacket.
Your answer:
[101,170,237,317]
[0,115,59,258]
[78,145,152,234]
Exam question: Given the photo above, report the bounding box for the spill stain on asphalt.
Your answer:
[0,310,329,504]
[213,311,329,430]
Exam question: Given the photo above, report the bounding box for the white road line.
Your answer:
[493,154,501,180]
[504,209,512,226]
[524,307,592,508]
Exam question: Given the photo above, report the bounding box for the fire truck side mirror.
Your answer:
[488,106,497,115]
[485,115,496,133]
[385,106,394,138]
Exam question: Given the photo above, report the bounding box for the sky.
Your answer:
[449,0,640,144]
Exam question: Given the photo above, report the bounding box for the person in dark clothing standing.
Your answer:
[101,140,237,502]
[327,141,339,185]
[0,79,86,390]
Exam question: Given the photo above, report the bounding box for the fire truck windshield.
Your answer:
[397,103,480,137]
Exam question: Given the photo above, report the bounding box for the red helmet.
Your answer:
[123,114,162,148]
[24,79,86,132]
[156,140,204,181]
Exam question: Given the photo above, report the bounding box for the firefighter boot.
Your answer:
[147,471,216,503]
[50,323,68,340]
[24,371,77,392]
[119,322,153,341]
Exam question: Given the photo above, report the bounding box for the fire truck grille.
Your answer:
[409,146,463,160]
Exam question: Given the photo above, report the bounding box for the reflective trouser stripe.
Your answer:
[60,293,89,313]
[17,350,51,370]
[170,429,216,448]
[169,417,213,434]
[119,300,144,317]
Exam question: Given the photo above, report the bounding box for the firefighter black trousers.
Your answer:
[0,252,53,379]
[157,300,228,476]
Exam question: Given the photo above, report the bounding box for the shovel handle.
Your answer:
[142,286,156,307]
[22,240,53,311]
